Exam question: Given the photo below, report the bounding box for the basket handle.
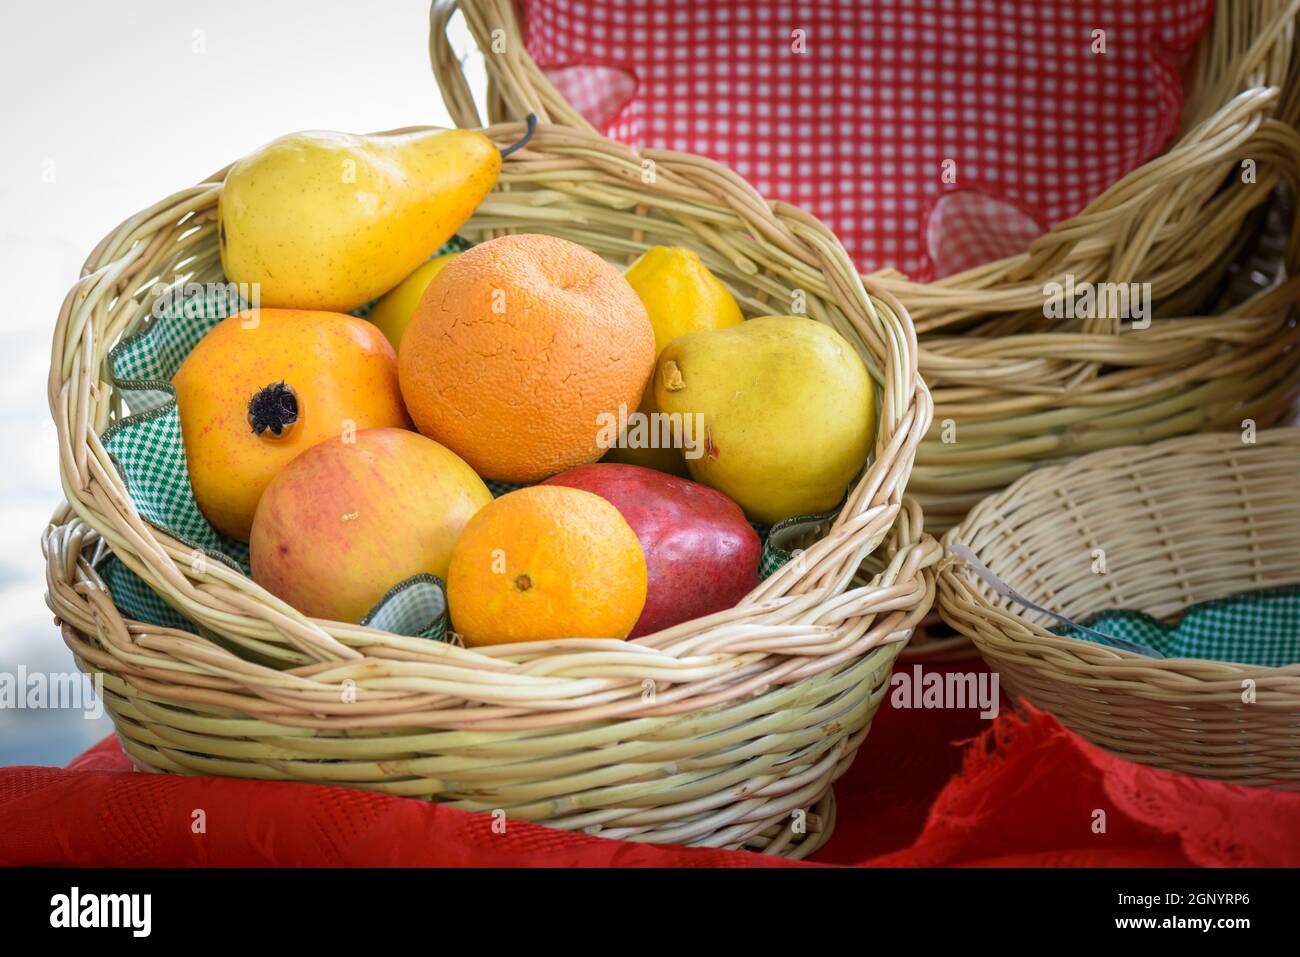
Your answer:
[429,0,594,131]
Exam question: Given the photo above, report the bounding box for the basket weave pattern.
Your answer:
[938,429,1300,786]
[44,115,939,854]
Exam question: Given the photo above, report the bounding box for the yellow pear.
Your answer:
[218,129,498,312]
[654,315,877,524]
[367,252,459,349]
[605,246,743,476]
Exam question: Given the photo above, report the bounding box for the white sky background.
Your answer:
[0,0,485,764]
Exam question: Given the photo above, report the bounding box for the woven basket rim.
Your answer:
[938,428,1300,679]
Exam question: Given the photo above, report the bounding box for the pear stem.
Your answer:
[499,114,538,159]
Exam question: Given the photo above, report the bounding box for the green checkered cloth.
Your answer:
[96,233,833,642]
[1054,584,1300,666]
[359,575,447,637]
[758,510,839,578]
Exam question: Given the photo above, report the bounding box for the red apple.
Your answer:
[542,463,761,637]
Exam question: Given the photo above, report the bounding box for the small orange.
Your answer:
[398,234,655,483]
[446,485,647,646]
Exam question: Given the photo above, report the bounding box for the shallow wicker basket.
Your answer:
[937,429,1300,787]
[43,111,940,854]
[432,0,1300,539]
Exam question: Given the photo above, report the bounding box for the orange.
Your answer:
[398,233,655,483]
[173,308,411,541]
[446,485,647,646]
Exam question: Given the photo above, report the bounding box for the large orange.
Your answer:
[398,234,655,483]
[446,485,647,646]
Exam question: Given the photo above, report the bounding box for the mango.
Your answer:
[654,315,877,524]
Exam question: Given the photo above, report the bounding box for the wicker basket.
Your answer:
[44,106,940,852]
[431,0,1300,538]
[937,429,1300,787]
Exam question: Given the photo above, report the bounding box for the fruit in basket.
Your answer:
[655,315,876,524]
[366,252,460,349]
[173,308,410,540]
[542,463,759,637]
[625,246,745,348]
[604,246,744,476]
[218,129,499,312]
[249,428,491,623]
[399,234,655,483]
[446,485,647,646]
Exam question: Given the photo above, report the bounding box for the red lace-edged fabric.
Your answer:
[3,663,1296,867]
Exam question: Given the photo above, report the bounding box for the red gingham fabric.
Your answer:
[520,0,1215,279]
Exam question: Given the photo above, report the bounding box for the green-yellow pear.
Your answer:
[654,316,877,524]
[218,128,499,312]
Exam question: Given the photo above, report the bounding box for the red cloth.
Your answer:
[2,663,1297,867]
[521,0,1214,278]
